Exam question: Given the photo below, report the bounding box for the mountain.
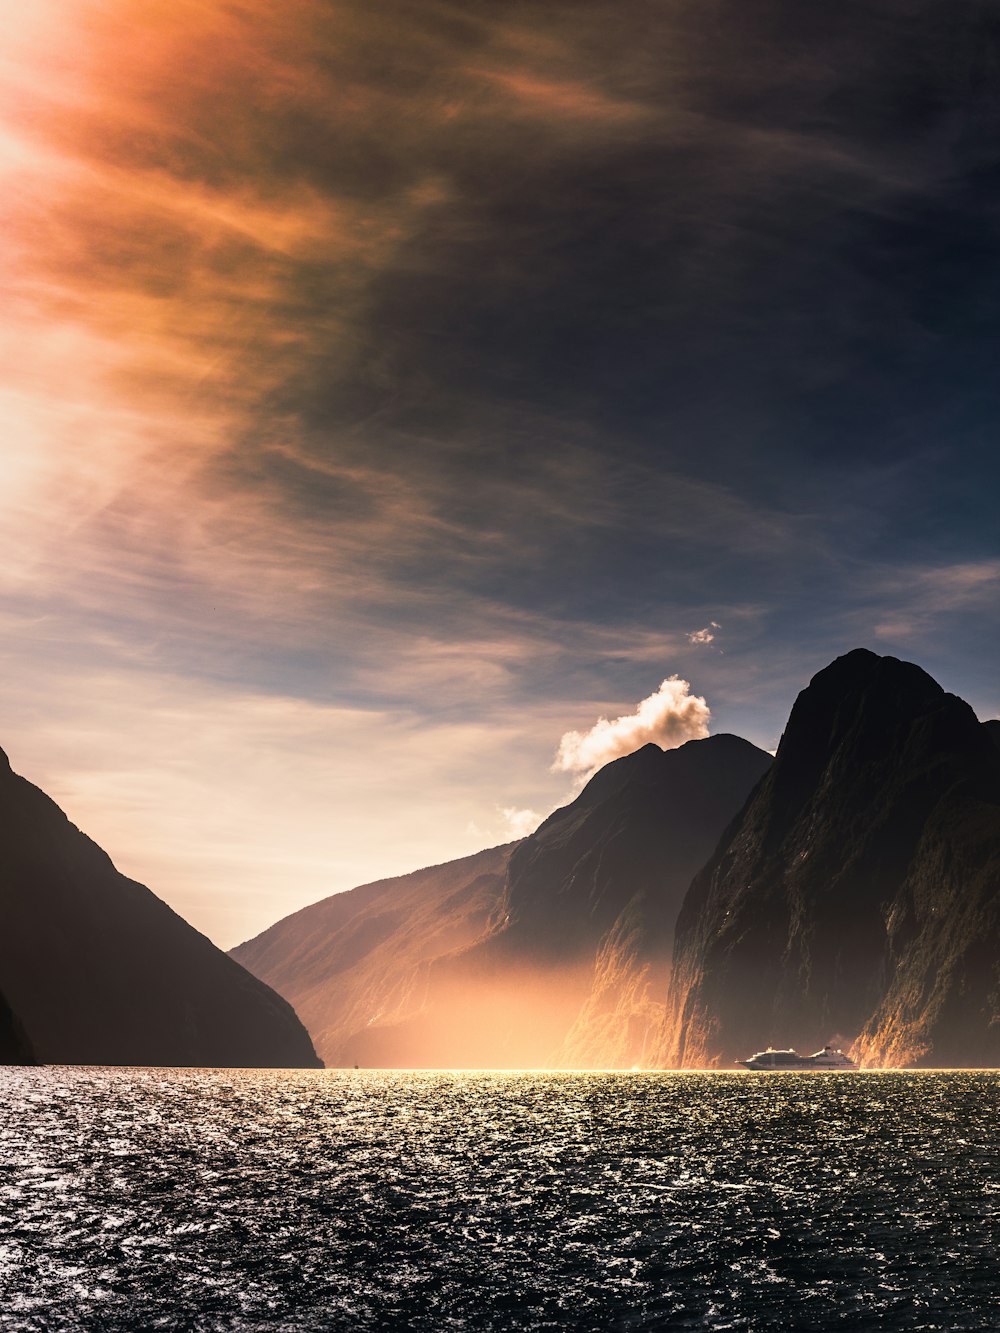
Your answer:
[488,734,772,1068]
[231,843,515,1068]
[0,989,35,1065]
[0,747,320,1067]
[659,649,1000,1069]
[234,734,771,1068]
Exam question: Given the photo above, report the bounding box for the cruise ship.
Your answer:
[739,1045,857,1070]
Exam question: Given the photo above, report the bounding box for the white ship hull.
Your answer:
[739,1045,857,1070]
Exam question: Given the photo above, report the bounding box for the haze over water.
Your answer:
[3,1070,999,1330]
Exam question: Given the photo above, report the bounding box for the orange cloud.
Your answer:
[477,68,648,123]
[0,0,469,637]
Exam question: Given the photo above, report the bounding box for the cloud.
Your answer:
[552,676,711,779]
[863,561,1000,643]
[687,622,720,644]
[909,562,1000,608]
[499,806,541,839]
[475,69,649,125]
[0,0,830,682]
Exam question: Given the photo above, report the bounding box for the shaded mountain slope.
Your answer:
[496,736,773,968]
[0,748,320,1067]
[0,989,35,1064]
[659,649,1000,1069]
[231,843,516,1067]
[525,735,772,1067]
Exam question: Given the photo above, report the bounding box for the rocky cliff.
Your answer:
[659,649,1000,1069]
[0,748,320,1067]
[235,734,771,1068]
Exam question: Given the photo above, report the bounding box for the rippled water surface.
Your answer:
[2,1069,999,1330]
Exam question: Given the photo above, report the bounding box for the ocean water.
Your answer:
[1,1069,998,1331]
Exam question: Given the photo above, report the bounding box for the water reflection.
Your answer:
[1,1069,998,1329]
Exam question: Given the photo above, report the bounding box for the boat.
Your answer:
[738,1045,856,1070]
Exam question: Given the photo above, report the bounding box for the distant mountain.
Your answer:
[0,748,320,1067]
[231,844,515,1068]
[659,649,1000,1069]
[235,734,771,1068]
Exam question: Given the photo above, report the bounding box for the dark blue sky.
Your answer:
[251,0,1000,707]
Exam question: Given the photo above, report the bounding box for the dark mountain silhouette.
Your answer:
[497,736,772,963]
[231,843,516,1068]
[0,747,320,1067]
[0,989,34,1064]
[235,734,771,1068]
[659,649,1000,1069]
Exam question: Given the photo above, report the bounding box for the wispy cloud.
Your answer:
[0,0,825,674]
[860,561,1000,644]
[499,806,541,839]
[475,69,650,125]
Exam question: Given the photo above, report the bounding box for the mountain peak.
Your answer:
[765,649,975,839]
[807,647,942,695]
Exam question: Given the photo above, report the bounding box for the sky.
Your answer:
[2,0,999,947]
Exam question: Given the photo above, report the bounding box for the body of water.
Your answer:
[1,1068,998,1330]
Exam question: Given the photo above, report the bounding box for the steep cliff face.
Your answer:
[231,844,515,1067]
[517,734,772,1067]
[236,734,770,1068]
[659,649,1000,1069]
[0,748,320,1067]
